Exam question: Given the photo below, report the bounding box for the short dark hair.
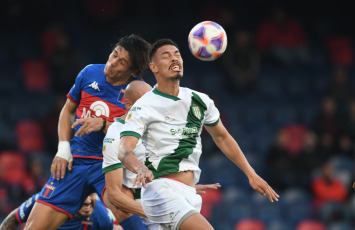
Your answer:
[114,34,151,78]
[149,39,179,61]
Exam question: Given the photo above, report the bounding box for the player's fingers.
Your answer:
[75,125,86,137]
[141,176,147,188]
[71,119,85,129]
[68,161,73,171]
[56,161,62,180]
[51,162,57,179]
[60,161,67,179]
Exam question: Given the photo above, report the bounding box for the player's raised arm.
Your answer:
[204,120,279,203]
[51,98,77,180]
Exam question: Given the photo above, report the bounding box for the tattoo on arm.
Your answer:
[121,151,135,165]
[0,209,19,230]
[137,166,149,175]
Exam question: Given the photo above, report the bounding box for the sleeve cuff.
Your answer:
[120,131,141,139]
[204,118,219,126]
[102,163,123,174]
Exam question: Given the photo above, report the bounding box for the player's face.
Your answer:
[77,193,96,218]
[104,46,133,79]
[151,45,183,80]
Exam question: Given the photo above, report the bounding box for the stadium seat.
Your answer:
[21,59,51,92]
[234,218,266,230]
[295,220,326,230]
[15,120,45,153]
[0,151,26,185]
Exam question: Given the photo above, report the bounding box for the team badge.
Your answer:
[80,220,93,230]
[26,198,32,207]
[126,113,133,121]
[192,104,202,120]
[42,184,56,198]
[102,145,106,153]
[117,89,125,104]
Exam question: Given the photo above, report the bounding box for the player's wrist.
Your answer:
[56,141,73,162]
[100,118,106,131]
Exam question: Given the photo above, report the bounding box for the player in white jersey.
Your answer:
[118,39,280,230]
[103,80,221,229]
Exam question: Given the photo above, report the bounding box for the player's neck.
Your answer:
[156,81,180,97]
[106,75,134,86]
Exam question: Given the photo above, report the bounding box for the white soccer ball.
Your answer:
[188,21,228,61]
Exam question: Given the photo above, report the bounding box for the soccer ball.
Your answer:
[188,21,227,61]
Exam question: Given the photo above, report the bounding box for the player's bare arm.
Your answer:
[205,120,279,202]
[0,208,19,230]
[195,183,221,195]
[72,118,113,137]
[119,136,154,188]
[51,99,77,180]
[104,168,146,217]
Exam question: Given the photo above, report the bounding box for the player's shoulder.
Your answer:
[106,118,124,135]
[182,87,212,101]
[79,64,105,79]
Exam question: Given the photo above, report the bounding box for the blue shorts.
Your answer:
[36,159,105,219]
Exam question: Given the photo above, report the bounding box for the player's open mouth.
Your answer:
[169,63,181,71]
[82,203,93,211]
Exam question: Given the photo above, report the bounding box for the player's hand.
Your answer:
[72,118,105,137]
[133,166,154,188]
[51,156,73,180]
[195,183,221,195]
[248,173,279,203]
[51,141,73,180]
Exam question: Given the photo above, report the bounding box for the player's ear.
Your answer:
[149,62,158,73]
[125,99,132,110]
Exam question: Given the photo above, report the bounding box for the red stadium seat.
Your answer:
[0,151,26,185]
[326,37,353,66]
[21,59,50,92]
[15,120,45,153]
[296,220,326,230]
[234,219,266,230]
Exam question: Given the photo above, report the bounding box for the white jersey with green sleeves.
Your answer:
[121,87,220,184]
[102,117,146,189]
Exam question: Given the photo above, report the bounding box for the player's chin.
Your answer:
[78,209,94,217]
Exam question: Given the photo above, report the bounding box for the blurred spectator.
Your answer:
[41,25,85,94]
[256,7,310,68]
[234,219,266,230]
[326,36,354,67]
[200,189,223,220]
[312,97,345,156]
[266,129,301,190]
[297,131,324,189]
[222,29,260,95]
[325,67,355,115]
[311,161,348,223]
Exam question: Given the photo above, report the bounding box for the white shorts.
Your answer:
[141,178,202,230]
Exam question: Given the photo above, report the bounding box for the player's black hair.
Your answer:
[149,39,179,61]
[114,34,151,78]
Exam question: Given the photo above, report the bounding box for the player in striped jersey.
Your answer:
[118,39,280,230]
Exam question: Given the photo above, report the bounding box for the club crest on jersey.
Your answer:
[192,104,202,120]
[80,220,93,230]
[117,89,125,104]
[126,112,133,121]
[42,184,55,198]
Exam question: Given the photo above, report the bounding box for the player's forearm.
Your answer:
[58,105,75,141]
[215,134,255,177]
[107,189,145,217]
[118,136,144,173]
[0,209,20,230]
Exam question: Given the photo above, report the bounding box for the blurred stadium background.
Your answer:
[1,0,355,229]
